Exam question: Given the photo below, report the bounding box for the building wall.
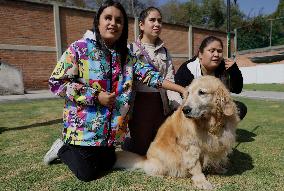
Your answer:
[160,23,189,55]
[0,0,234,90]
[60,7,94,50]
[0,1,55,46]
[128,18,136,43]
[160,23,190,70]
[0,0,56,89]
[192,27,233,57]
[240,64,284,84]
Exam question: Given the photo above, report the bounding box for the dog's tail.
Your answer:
[114,150,146,170]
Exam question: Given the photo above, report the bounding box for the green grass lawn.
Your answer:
[243,83,284,92]
[0,98,283,191]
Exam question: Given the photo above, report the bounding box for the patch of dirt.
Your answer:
[235,49,284,67]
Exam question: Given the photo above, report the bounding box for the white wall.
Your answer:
[240,64,284,84]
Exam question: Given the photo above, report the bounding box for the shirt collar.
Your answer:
[136,35,165,52]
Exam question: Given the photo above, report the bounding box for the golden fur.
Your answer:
[115,76,240,190]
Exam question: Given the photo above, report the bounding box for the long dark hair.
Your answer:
[93,0,128,66]
[138,7,162,37]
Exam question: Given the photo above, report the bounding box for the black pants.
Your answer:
[234,100,247,120]
[123,92,166,156]
[58,144,116,182]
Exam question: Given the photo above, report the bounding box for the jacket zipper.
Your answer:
[106,53,112,144]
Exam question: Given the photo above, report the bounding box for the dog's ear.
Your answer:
[215,86,235,116]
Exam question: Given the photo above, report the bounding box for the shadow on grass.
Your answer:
[226,148,254,175]
[0,118,62,133]
[221,126,260,175]
[235,125,260,148]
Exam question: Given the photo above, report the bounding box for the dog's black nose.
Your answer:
[182,106,192,115]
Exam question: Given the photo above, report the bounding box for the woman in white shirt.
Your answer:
[123,7,180,155]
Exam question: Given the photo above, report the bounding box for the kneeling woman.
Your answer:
[175,36,247,120]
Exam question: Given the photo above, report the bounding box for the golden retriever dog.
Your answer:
[115,76,240,190]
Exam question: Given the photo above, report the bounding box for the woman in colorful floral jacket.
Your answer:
[44,0,186,182]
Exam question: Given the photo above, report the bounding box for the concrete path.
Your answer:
[0,90,58,102]
[0,89,284,103]
[232,90,284,101]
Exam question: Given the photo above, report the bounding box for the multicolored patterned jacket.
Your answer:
[49,30,163,147]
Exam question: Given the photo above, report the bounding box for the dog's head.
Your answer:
[182,76,236,119]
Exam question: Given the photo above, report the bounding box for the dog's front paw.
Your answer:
[192,175,214,190]
[195,180,213,190]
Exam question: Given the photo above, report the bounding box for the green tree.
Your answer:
[270,0,284,46]
[126,0,158,17]
[183,0,203,25]
[61,0,158,16]
[274,0,284,17]
[230,2,246,30]
[47,0,87,7]
[203,0,225,28]
[160,0,188,23]
[160,0,245,30]
[237,16,270,50]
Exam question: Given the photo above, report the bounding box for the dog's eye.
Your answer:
[198,89,206,95]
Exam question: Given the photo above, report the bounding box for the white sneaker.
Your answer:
[43,138,64,165]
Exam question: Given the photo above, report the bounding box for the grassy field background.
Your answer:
[0,98,283,191]
[243,83,284,92]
